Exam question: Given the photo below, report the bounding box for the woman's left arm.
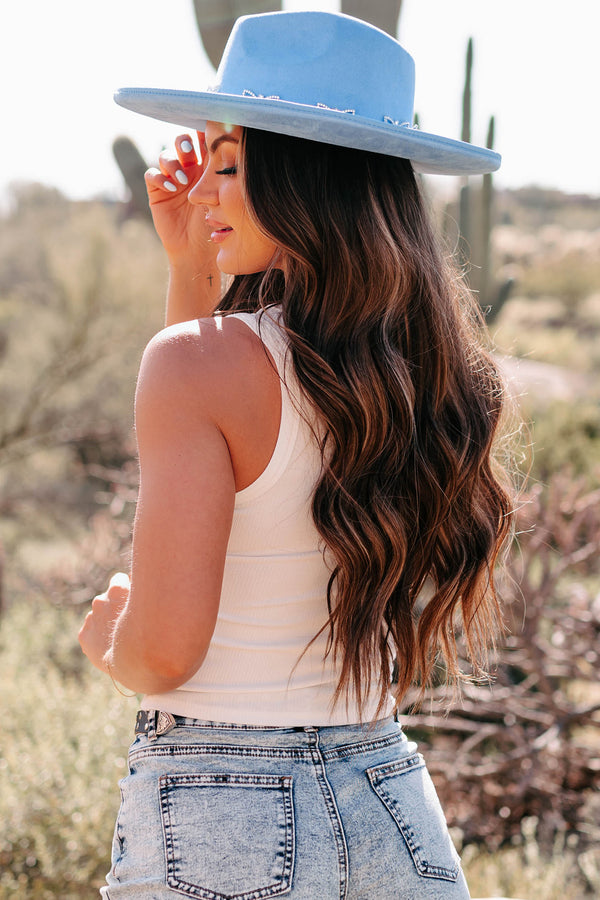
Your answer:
[79,318,236,693]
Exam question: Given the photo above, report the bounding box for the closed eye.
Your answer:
[215,166,237,176]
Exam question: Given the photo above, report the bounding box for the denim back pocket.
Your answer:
[159,772,294,900]
[367,752,460,883]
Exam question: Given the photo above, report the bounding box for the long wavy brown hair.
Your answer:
[218,128,515,718]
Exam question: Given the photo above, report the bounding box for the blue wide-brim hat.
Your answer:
[115,10,500,177]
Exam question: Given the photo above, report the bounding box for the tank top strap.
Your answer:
[225,306,289,382]
[224,306,302,505]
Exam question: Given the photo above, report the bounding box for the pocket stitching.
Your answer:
[367,754,460,883]
[159,772,295,900]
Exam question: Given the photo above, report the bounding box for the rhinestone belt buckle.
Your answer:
[156,711,176,736]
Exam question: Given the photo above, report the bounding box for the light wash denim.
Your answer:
[102,713,470,899]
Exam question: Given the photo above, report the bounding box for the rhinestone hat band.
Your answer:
[240,89,419,128]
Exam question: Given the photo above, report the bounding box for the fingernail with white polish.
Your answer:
[163,181,177,192]
[175,169,189,185]
[181,140,193,153]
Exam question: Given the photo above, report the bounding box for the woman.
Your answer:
[79,11,513,898]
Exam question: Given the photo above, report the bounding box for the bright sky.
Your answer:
[3,0,599,204]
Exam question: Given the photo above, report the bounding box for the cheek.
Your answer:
[237,214,277,267]
[251,230,278,269]
[221,184,278,270]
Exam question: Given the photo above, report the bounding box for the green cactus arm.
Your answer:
[112,136,152,222]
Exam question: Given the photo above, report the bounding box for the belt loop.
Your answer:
[146,709,158,742]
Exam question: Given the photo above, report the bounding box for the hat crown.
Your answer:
[215,11,415,126]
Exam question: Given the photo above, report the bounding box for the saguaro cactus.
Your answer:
[342,0,403,37]
[112,136,152,222]
[192,0,281,70]
[458,38,473,265]
[192,0,403,70]
[479,116,495,312]
[457,38,513,324]
[461,36,473,145]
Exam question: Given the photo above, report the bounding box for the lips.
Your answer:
[206,217,233,243]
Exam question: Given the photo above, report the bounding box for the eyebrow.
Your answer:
[209,134,239,154]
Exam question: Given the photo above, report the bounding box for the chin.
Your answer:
[217,258,271,277]
[215,244,280,277]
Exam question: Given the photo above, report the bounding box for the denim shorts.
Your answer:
[101,712,470,899]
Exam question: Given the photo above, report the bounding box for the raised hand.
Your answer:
[145,133,221,324]
[145,134,214,265]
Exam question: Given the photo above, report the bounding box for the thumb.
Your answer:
[109,571,130,589]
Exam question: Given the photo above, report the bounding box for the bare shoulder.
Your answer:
[135,316,281,490]
[136,315,275,418]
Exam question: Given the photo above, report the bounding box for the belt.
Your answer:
[135,709,177,738]
[134,710,319,738]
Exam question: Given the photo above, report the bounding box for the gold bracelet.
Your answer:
[106,661,137,698]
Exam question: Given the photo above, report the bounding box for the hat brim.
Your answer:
[115,87,500,176]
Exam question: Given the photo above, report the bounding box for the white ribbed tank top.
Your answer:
[142,307,393,725]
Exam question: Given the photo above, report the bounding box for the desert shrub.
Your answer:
[492,293,600,373]
[0,601,138,899]
[0,189,164,613]
[463,817,600,899]
[517,248,600,314]
[526,401,600,488]
[496,187,600,232]
[0,189,164,471]
[489,207,600,376]
[400,474,600,896]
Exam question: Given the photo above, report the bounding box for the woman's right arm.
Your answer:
[145,133,222,326]
[81,319,237,693]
